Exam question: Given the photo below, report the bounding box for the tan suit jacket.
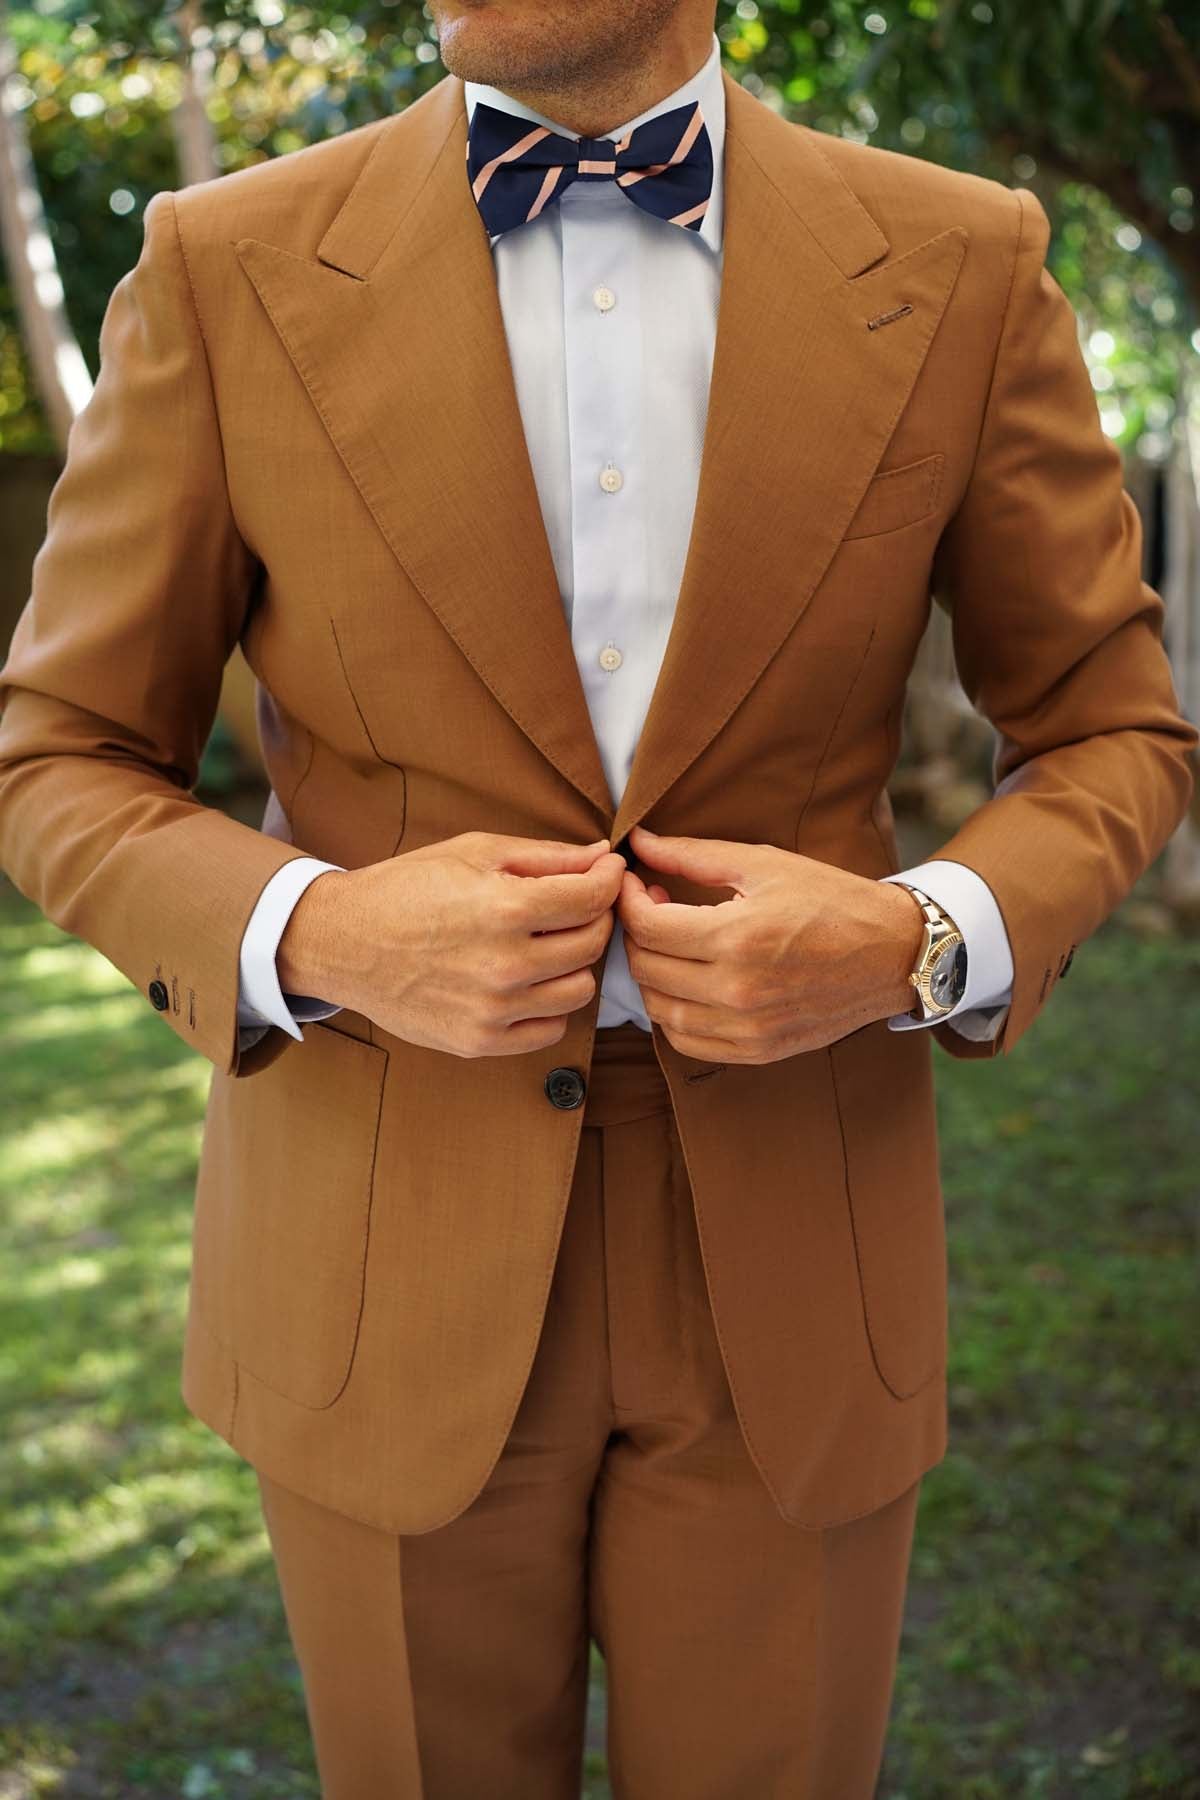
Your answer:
[1,69,1194,1537]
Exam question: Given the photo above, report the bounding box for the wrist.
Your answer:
[876,880,926,1019]
[277,867,351,1002]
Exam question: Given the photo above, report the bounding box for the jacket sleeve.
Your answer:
[922,184,1198,1061]
[0,187,313,1077]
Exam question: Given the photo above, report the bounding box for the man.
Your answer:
[0,0,1194,1792]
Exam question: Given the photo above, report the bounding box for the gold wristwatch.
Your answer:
[900,885,968,1021]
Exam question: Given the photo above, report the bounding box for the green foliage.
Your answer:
[1,874,1198,1794]
[1,0,448,448]
[1058,182,1190,459]
[714,0,1200,457]
[717,0,1196,230]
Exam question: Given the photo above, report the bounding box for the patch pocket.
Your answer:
[192,1019,389,1410]
[843,451,944,541]
[827,1020,947,1399]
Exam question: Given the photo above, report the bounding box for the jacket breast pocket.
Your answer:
[191,1019,389,1410]
[843,451,944,541]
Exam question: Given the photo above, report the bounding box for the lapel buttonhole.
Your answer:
[866,303,914,331]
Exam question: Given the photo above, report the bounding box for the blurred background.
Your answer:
[1,2,1198,1795]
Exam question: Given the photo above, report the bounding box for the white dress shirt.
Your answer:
[236,32,1014,1052]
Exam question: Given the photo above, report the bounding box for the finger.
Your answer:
[485,835,611,876]
[511,852,626,932]
[520,914,612,983]
[639,985,760,1042]
[661,1028,769,1065]
[617,872,721,959]
[628,825,750,892]
[501,965,597,1022]
[626,946,723,1005]
[491,1014,572,1055]
[654,1007,798,1063]
[629,867,676,914]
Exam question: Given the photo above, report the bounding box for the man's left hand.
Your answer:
[617,824,928,1064]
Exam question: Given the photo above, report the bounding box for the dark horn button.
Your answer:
[544,1067,586,1110]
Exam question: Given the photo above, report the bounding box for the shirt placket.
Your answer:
[558,179,656,1027]
[559,181,647,813]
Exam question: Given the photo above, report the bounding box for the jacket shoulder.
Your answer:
[798,124,1023,254]
[167,115,393,261]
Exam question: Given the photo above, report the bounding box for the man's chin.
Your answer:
[435,5,509,47]
[434,0,567,84]
[437,19,521,85]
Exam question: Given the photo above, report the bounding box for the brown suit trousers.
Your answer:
[256,1022,921,1799]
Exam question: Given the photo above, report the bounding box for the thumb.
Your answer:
[628,825,750,893]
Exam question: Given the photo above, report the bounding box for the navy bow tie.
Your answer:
[466,97,713,240]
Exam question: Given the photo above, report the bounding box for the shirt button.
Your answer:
[599,463,623,494]
[598,642,623,672]
[593,284,616,312]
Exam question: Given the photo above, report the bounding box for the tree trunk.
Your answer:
[0,9,92,454]
[169,0,219,187]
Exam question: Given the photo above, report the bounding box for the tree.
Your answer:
[729,2,1196,314]
[0,0,92,452]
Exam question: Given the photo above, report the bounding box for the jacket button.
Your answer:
[148,979,170,1011]
[544,1066,586,1110]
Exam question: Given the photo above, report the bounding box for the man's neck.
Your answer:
[491,28,713,139]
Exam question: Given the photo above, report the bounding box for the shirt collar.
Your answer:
[463,30,725,254]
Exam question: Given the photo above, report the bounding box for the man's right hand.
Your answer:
[276,832,624,1058]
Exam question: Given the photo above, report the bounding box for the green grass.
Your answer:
[1,879,1197,1798]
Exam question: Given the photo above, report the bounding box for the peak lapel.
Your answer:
[236,68,968,846]
[235,73,616,823]
[609,71,967,845]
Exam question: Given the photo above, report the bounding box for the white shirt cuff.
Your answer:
[880,859,1015,1043]
[237,857,346,1049]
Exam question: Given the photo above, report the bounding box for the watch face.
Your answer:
[930,940,968,1010]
